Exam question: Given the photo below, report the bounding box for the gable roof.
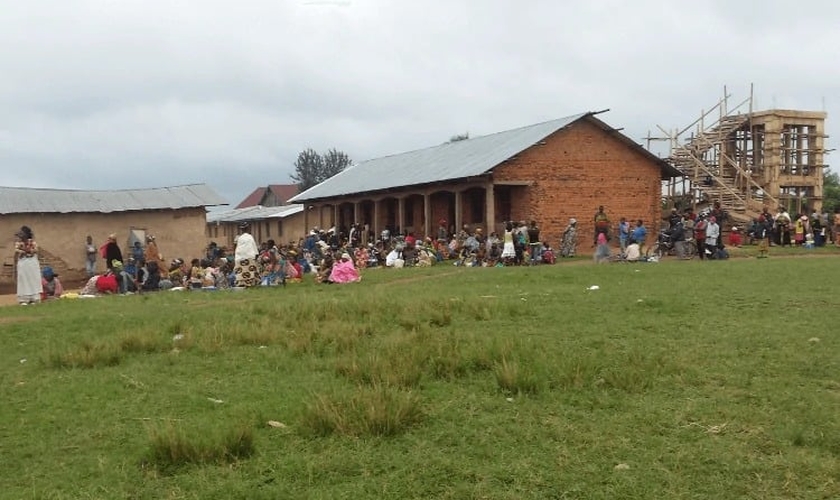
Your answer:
[236,184,299,208]
[267,184,300,205]
[236,187,268,209]
[289,112,679,203]
[0,184,227,215]
[290,112,589,202]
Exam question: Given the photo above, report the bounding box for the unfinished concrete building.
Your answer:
[655,89,828,222]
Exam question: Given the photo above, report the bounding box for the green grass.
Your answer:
[1,256,840,499]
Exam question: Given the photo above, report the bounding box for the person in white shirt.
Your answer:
[624,239,641,261]
[705,216,720,257]
[233,222,259,287]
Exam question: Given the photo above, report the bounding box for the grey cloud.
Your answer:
[1,0,837,206]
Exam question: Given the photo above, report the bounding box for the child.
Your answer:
[541,243,556,264]
[727,227,743,248]
[41,267,64,300]
[594,232,610,263]
[618,217,629,256]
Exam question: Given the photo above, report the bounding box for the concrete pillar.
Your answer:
[353,202,360,226]
[423,192,431,239]
[485,182,495,234]
[333,205,339,231]
[373,199,380,241]
[454,190,463,233]
[398,197,405,235]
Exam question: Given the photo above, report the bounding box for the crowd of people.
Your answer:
[10,204,840,303]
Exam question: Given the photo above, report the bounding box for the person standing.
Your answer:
[233,222,259,287]
[84,235,97,277]
[671,220,687,259]
[693,215,708,260]
[593,206,610,245]
[144,235,168,278]
[834,207,840,247]
[500,222,516,264]
[560,218,578,257]
[527,220,541,265]
[631,220,647,253]
[705,216,720,258]
[618,217,630,257]
[15,226,41,305]
[102,233,123,272]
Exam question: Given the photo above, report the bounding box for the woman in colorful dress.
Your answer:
[15,226,41,305]
[560,218,578,257]
[233,223,259,287]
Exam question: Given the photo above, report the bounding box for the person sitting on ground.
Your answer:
[316,253,335,283]
[188,258,203,289]
[354,245,369,269]
[330,252,361,283]
[624,238,642,262]
[92,271,119,295]
[541,242,556,264]
[41,267,64,300]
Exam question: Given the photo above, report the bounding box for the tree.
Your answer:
[448,132,469,143]
[824,169,840,211]
[290,148,352,191]
[321,148,352,180]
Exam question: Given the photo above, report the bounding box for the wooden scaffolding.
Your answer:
[650,87,829,222]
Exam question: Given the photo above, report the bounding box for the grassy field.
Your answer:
[1,256,839,499]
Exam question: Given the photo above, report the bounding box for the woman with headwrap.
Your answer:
[329,252,361,283]
[560,218,578,257]
[233,222,259,287]
[14,226,41,305]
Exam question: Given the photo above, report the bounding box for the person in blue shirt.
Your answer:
[631,220,647,252]
[618,217,630,257]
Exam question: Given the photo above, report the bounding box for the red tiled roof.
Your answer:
[235,187,268,209]
[268,184,299,205]
[235,184,300,209]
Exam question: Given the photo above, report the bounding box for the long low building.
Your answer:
[0,184,226,288]
[205,204,306,250]
[289,111,681,249]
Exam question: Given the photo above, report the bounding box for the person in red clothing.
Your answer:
[727,226,743,247]
[693,215,708,260]
[95,273,119,294]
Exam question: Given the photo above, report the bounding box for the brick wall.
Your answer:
[492,119,662,251]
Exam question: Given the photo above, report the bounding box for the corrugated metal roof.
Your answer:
[290,112,590,202]
[0,184,227,214]
[206,204,304,223]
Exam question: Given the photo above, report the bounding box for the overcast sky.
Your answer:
[2,0,838,206]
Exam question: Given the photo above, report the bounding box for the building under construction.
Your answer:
[654,88,829,222]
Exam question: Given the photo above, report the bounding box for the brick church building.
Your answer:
[289,111,680,250]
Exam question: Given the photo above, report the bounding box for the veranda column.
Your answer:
[398,196,405,235]
[454,190,463,233]
[485,182,495,234]
[423,192,431,238]
[303,205,310,235]
[353,201,360,226]
[373,199,380,242]
[318,205,324,230]
[333,204,339,231]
